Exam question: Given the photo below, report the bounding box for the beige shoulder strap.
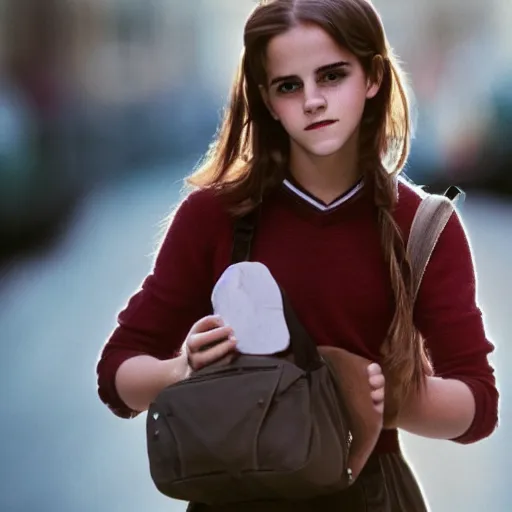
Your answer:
[407,194,455,301]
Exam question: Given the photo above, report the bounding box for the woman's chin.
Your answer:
[305,140,347,158]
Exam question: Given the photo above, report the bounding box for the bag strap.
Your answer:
[231,209,259,264]
[407,186,463,301]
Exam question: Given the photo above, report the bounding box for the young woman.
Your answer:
[96,0,499,510]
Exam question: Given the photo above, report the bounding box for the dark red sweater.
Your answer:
[96,179,499,452]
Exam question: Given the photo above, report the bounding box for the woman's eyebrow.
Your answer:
[269,61,351,86]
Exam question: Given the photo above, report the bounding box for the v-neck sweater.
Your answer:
[96,178,498,451]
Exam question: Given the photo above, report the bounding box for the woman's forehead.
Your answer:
[264,23,354,79]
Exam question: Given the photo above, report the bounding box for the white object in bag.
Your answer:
[211,262,290,355]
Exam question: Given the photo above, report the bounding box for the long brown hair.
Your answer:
[187,0,428,421]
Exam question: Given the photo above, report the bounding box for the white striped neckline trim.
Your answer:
[282,178,364,212]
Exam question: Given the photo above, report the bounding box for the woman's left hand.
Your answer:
[368,362,385,414]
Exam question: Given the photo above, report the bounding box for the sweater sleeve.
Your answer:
[413,208,499,444]
[95,190,223,419]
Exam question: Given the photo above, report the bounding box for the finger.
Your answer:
[188,326,234,353]
[216,352,237,366]
[369,373,385,390]
[190,338,237,370]
[373,401,384,414]
[191,315,225,334]
[191,351,235,370]
[191,338,237,370]
[371,387,385,404]
[367,362,382,377]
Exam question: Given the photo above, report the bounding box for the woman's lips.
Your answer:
[305,120,337,131]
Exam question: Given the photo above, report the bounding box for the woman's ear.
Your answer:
[366,81,380,99]
[366,55,384,99]
[259,84,279,120]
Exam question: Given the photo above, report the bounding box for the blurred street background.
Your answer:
[0,1,510,511]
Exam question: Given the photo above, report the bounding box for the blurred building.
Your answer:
[378,0,512,189]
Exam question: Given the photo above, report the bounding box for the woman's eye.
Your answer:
[321,71,346,83]
[277,82,300,94]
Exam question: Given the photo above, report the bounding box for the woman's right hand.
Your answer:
[184,314,238,373]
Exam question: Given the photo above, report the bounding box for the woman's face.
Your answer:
[261,22,380,159]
